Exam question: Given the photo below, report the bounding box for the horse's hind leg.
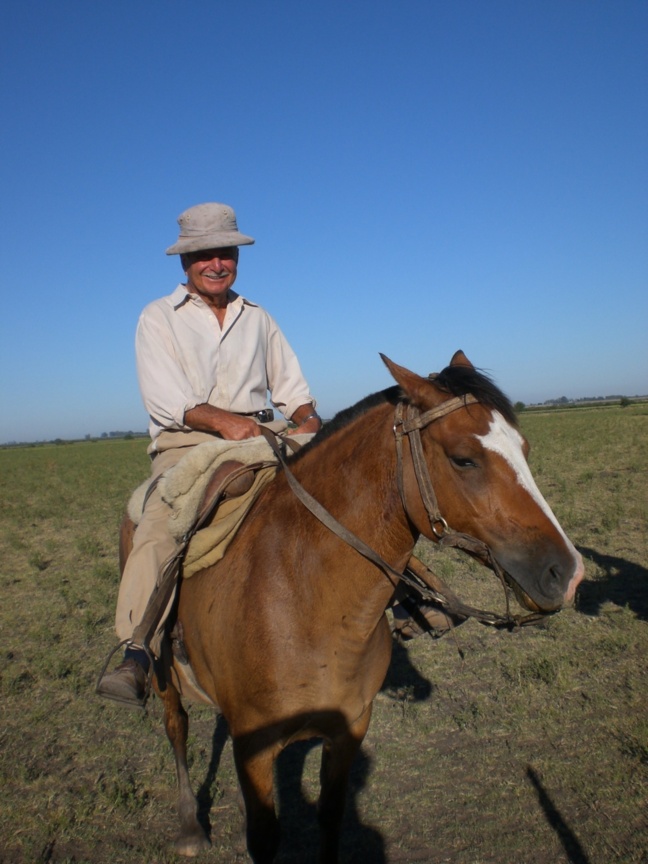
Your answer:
[232,737,281,864]
[159,681,211,856]
[317,712,371,864]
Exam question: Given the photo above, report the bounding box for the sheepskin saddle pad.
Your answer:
[127,434,313,577]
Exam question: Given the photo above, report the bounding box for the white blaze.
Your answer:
[476,412,573,546]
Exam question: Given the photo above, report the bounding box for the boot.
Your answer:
[391,599,461,641]
[96,650,149,708]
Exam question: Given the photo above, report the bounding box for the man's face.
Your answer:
[184,247,239,303]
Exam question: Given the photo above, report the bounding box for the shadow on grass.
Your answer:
[527,766,591,864]
[274,740,386,863]
[196,712,230,832]
[380,638,435,701]
[576,545,648,621]
[194,714,386,863]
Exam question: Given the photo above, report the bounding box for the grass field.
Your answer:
[0,404,646,863]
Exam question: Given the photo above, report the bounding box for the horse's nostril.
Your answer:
[545,565,566,598]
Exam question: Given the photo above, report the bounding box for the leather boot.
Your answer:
[96,658,148,708]
[392,600,463,641]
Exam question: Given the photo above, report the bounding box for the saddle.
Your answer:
[126,436,312,669]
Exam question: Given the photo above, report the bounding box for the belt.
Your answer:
[239,408,275,423]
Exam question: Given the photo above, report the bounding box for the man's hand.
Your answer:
[184,404,261,440]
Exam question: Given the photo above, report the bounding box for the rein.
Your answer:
[261,398,550,631]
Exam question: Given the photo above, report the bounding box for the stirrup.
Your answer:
[95,639,155,708]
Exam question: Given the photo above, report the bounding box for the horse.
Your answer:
[119,351,584,863]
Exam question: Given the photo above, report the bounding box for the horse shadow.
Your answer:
[576,545,648,621]
[192,640,432,861]
[273,739,386,863]
[193,714,386,863]
[380,636,435,700]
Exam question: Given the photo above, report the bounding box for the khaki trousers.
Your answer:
[114,425,287,654]
[114,443,191,653]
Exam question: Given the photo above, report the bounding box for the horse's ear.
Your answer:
[450,350,474,369]
[380,354,433,404]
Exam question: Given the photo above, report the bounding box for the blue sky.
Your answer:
[1,0,646,443]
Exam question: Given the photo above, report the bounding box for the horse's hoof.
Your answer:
[174,832,211,857]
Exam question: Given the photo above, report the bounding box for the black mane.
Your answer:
[433,364,517,427]
[288,386,400,461]
[289,364,516,462]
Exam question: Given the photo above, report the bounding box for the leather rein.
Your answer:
[262,395,550,631]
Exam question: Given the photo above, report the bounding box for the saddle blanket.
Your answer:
[128,434,313,577]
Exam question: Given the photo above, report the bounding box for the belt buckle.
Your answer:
[257,408,274,423]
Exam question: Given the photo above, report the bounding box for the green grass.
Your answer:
[0,406,646,863]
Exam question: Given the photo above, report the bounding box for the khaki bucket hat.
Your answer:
[165,202,255,255]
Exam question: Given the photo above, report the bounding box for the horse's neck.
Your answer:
[290,408,416,571]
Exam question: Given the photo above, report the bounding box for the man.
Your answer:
[97,202,321,707]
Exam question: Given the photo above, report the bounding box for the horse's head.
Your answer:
[382,351,584,614]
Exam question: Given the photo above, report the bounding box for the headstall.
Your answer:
[262,394,550,631]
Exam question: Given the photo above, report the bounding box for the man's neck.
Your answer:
[187,284,231,323]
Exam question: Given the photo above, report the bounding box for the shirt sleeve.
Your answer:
[135,307,201,430]
[263,311,317,420]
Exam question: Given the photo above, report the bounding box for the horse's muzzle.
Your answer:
[505,550,585,613]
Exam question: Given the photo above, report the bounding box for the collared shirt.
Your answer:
[136,284,316,443]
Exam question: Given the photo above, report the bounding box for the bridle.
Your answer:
[393,394,479,540]
[262,394,551,631]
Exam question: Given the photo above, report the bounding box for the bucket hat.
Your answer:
[165,203,255,255]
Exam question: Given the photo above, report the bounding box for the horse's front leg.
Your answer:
[158,680,211,856]
[232,737,281,864]
[317,708,372,864]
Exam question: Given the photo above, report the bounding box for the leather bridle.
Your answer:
[393,394,478,540]
[262,397,552,630]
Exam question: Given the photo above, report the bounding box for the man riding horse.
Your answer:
[97,202,322,707]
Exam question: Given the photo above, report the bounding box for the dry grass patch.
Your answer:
[0,405,646,862]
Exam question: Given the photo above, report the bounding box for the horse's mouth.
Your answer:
[502,571,560,614]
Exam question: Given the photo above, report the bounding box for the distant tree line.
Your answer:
[542,394,641,406]
[93,431,147,440]
[514,394,645,413]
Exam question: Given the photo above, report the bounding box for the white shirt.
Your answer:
[136,284,315,443]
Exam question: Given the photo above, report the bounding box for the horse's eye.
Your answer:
[451,456,477,469]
